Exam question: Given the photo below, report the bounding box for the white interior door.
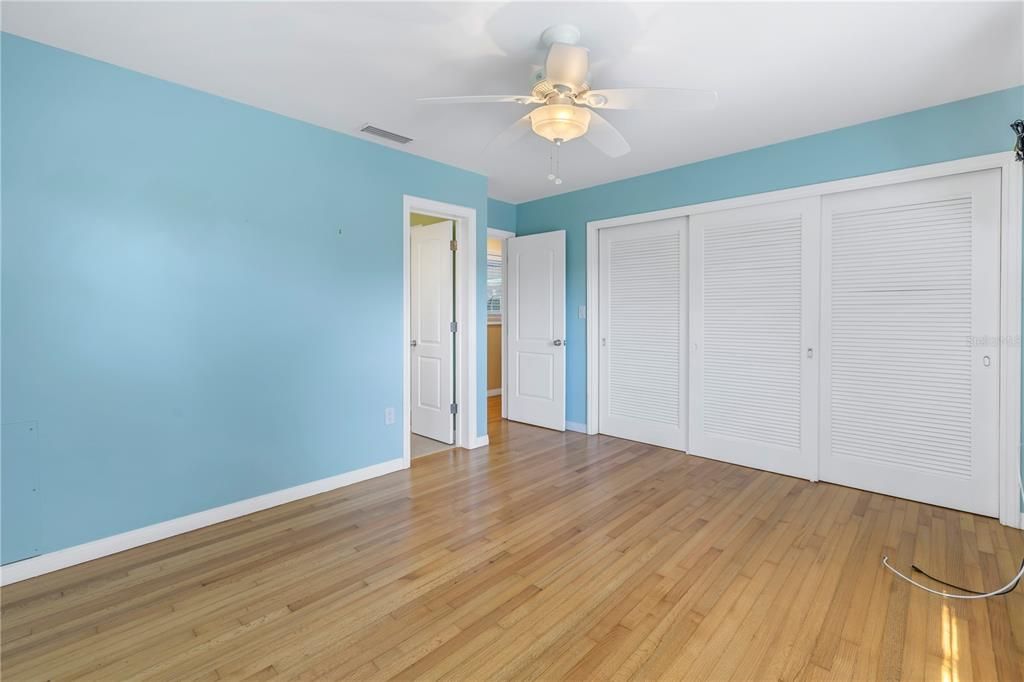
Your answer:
[507,231,566,431]
[599,218,687,450]
[820,169,1000,516]
[411,220,454,444]
[690,198,820,479]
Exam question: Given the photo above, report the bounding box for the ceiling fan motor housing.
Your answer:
[531,78,590,103]
[540,24,582,48]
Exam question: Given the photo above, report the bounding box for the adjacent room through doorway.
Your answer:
[486,228,514,416]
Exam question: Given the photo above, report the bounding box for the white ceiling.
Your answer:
[4,2,1022,203]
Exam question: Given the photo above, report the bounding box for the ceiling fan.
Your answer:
[418,24,718,159]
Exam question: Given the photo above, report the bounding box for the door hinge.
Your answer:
[450,320,458,333]
[450,403,458,415]
[450,239,458,252]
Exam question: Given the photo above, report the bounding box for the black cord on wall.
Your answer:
[1012,119,1024,162]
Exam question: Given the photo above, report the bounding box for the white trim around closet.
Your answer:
[585,152,1022,528]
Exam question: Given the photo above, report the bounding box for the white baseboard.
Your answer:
[466,434,490,449]
[565,421,587,434]
[0,457,407,586]
[487,388,502,397]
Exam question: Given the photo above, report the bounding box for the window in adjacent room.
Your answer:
[487,251,503,322]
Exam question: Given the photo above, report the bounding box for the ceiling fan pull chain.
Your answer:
[554,140,563,185]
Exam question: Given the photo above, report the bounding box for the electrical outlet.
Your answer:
[578,305,587,319]
[384,407,395,425]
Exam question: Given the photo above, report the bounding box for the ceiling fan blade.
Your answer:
[583,87,718,111]
[418,95,539,105]
[484,114,534,151]
[545,43,590,87]
[584,110,630,158]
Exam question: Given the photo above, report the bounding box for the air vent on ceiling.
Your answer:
[359,124,413,145]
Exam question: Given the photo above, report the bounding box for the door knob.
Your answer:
[410,340,418,348]
[553,339,563,346]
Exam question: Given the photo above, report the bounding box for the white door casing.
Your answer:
[819,169,1001,516]
[598,218,688,450]
[410,220,454,444]
[689,197,820,480]
[507,231,566,431]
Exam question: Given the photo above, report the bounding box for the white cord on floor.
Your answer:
[881,472,1024,599]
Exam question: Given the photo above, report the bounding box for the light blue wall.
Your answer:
[487,198,516,233]
[0,34,490,563]
[516,86,1024,428]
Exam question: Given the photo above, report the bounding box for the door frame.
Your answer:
[487,228,516,420]
[403,196,482,468]
[586,151,1023,528]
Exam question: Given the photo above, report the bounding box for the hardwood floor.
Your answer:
[3,396,1023,680]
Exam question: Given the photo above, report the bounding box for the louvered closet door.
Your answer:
[598,218,687,450]
[689,198,820,479]
[820,170,1000,516]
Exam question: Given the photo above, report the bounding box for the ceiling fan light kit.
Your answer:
[529,103,591,143]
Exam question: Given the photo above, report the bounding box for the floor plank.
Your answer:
[2,396,1022,680]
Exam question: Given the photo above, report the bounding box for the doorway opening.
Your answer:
[487,228,514,421]
[403,196,482,466]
